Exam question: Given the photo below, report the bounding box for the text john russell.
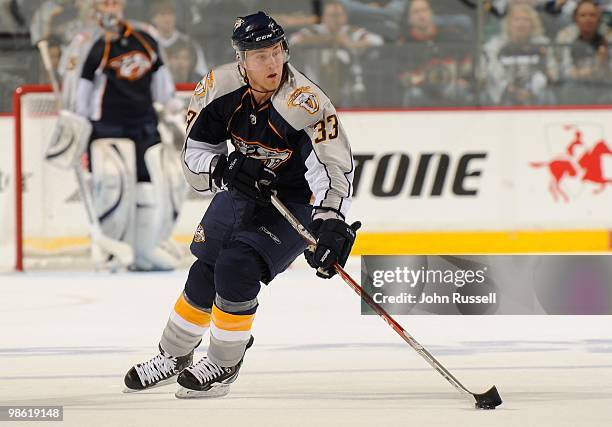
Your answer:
[372,292,497,305]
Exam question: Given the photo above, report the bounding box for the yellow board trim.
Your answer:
[351,230,610,254]
[24,236,90,251]
[25,230,610,255]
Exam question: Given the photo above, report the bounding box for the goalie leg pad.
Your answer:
[90,138,137,244]
[133,182,178,271]
[158,140,188,242]
[131,143,180,270]
[153,140,188,261]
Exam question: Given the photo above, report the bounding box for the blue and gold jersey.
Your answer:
[77,22,174,124]
[182,62,354,218]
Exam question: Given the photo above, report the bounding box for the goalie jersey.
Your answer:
[183,62,354,218]
[75,22,175,124]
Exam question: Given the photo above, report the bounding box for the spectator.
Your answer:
[290,0,384,106]
[165,38,200,83]
[484,3,556,105]
[150,0,208,80]
[460,0,574,40]
[556,0,611,104]
[395,0,474,106]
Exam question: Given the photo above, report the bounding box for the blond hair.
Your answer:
[501,4,545,40]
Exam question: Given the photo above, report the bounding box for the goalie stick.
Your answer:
[270,194,502,410]
[36,40,134,269]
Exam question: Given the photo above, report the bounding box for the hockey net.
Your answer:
[2,83,205,271]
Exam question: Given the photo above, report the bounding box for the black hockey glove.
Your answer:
[304,218,361,279]
[212,151,277,206]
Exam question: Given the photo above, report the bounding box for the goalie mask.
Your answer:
[93,0,124,32]
[231,11,290,66]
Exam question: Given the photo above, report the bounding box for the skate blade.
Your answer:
[175,384,231,399]
[122,376,177,393]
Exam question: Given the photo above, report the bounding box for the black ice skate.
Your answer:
[123,345,193,392]
[175,336,254,399]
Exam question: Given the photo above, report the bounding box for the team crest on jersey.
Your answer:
[108,51,152,81]
[232,134,292,170]
[288,86,320,115]
[193,224,206,243]
[194,70,215,97]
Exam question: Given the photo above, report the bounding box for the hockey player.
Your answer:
[74,0,182,270]
[123,11,358,398]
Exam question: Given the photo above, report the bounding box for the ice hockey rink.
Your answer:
[1,259,611,427]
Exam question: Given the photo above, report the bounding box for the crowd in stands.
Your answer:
[2,0,612,110]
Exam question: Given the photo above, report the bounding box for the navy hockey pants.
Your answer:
[185,191,312,313]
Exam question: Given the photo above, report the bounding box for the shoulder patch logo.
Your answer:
[194,70,214,97]
[193,224,206,243]
[288,86,320,115]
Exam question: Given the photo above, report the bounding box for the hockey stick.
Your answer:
[36,40,134,269]
[37,40,62,97]
[270,195,502,409]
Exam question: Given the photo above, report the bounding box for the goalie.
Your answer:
[51,0,185,271]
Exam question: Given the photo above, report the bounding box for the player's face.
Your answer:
[243,43,285,92]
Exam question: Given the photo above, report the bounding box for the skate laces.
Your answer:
[135,353,177,385]
[187,358,227,384]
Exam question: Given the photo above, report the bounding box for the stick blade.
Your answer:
[473,385,502,409]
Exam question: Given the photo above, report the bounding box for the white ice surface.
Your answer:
[1,259,611,427]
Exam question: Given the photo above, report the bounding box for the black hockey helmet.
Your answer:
[232,11,288,53]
